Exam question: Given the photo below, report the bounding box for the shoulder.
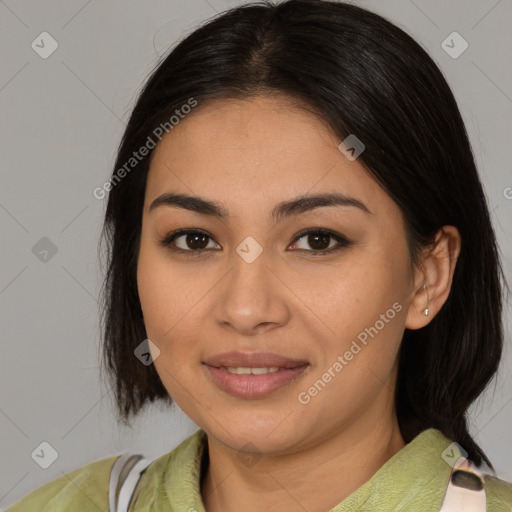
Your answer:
[7,430,207,512]
[484,473,512,511]
[129,429,208,510]
[6,454,119,511]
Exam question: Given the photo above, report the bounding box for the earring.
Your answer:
[423,282,430,316]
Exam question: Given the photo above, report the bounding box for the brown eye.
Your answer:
[307,233,331,250]
[182,232,210,250]
[160,227,350,256]
[290,228,350,255]
[159,229,220,253]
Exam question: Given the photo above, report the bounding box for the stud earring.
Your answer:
[423,282,430,316]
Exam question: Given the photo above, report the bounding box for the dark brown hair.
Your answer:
[99,0,507,468]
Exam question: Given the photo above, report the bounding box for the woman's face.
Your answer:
[137,95,419,454]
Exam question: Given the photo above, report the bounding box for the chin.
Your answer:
[202,410,310,455]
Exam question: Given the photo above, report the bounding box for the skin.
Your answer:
[136,95,461,512]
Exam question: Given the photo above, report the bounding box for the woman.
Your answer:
[7,0,511,510]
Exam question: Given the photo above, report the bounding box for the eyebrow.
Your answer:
[149,191,372,222]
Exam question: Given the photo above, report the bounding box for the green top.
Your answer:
[6,428,512,511]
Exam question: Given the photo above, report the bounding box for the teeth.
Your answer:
[225,367,280,375]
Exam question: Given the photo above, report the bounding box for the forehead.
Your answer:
[151,95,336,162]
[145,96,385,216]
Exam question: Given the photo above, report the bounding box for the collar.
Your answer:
[161,428,454,511]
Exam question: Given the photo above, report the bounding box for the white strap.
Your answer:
[440,457,486,511]
[109,454,152,512]
[117,457,151,512]
[109,454,130,511]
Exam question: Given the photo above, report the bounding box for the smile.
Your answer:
[224,367,280,375]
[204,363,309,399]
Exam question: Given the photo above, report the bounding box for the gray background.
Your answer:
[1,0,511,508]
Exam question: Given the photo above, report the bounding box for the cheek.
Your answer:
[137,247,199,399]
[137,242,186,353]
[137,244,166,328]
[138,241,192,333]
[299,308,405,425]
[297,254,401,344]
[137,242,214,385]
[300,249,407,388]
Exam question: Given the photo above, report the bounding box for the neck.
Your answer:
[201,411,405,512]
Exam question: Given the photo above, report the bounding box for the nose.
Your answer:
[212,249,292,336]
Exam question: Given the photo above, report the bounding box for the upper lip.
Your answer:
[203,351,309,369]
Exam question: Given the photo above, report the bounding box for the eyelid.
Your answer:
[159,228,219,253]
[159,227,351,254]
[290,227,351,254]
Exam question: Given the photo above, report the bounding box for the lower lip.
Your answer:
[204,364,309,399]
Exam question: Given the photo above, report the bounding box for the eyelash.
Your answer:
[158,227,351,256]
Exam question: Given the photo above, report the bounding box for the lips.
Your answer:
[203,351,309,399]
[203,351,309,369]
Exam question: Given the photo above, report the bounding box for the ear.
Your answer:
[405,225,461,330]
